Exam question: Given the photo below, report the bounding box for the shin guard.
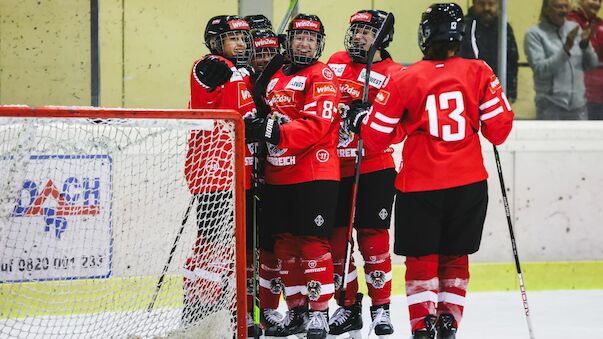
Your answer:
[437,254,469,328]
[259,249,282,310]
[405,255,439,332]
[357,228,392,306]
[300,236,335,311]
[329,227,359,306]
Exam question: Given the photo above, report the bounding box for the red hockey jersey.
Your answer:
[328,51,404,178]
[361,57,514,192]
[185,55,255,193]
[263,62,341,185]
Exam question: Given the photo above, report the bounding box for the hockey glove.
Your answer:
[244,117,281,145]
[347,100,371,134]
[193,56,233,92]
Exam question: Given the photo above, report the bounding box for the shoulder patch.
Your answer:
[488,74,501,94]
[285,76,307,91]
[328,63,346,77]
[238,82,253,107]
[374,89,390,105]
[357,69,387,89]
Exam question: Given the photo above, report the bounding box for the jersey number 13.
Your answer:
[425,91,466,142]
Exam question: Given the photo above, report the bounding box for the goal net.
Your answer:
[0,106,247,339]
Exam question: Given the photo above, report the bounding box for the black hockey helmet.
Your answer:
[345,10,395,62]
[418,3,465,53]
[250,29,280,72]
[244,14,273,30]
[204,15,254,67]
[285,13,326,66]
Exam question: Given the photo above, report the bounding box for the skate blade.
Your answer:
[326,330,362,339]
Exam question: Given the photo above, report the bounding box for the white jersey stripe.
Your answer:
[375,112,400,124]
[370,122,394,133]
[481,106,504,121]
[479,97,500,111]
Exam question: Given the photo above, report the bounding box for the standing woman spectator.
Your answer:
[525,0,599,120]
[567,0,603,119]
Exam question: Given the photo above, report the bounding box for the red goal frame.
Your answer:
[0,105,248,338]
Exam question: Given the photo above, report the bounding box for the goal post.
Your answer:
[0,106,247,338]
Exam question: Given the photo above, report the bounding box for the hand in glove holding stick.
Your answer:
[193,56,233,92]
[245,116,281,145]
[346,100,372,134]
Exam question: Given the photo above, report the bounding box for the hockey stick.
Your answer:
[277,0,299,35]
[493,145,536,339]
[147,195,195,312]
[249,53,285,338]
[339,13,395,306]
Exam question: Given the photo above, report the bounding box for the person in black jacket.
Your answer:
[459,0,519,102]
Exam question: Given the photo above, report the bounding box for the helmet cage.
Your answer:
[344,23,379,63]
[252,47,278,72]
[209,30,254,68]
[285,30,325,66]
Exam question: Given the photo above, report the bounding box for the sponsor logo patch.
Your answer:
[489,74,502,94]
[238,82,253,107]
[285,76,307,91]
[313,82,337,97]
[339,79,363,100]
[374,89,390,105]
[253,37,279,48]
[268,89,295,107]
[267,78,279,92]
[357,69,386,88]
[328,63,346,77]
[315,149,330,162]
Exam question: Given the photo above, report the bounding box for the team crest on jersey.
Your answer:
[374,89,390,105]
[322,67,334,80]
[339,79,363,100]
[333,273,343,290]
[268,89,296,108]
[313,82,337,98]
[489,74,502,94]
[238,82,253,107]
[285,76,307,91]
[269,277,283,294]
[306,280,322,301]
[328,63,346,77]
[357,69,386,88]
[369,271,387,289]
[267,78,279,92]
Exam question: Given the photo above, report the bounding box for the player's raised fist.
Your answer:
[194,56,233,92]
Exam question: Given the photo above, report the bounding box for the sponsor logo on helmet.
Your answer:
[228,19,251,30]
[268,90,295,107]
[269,277,283,294]
[369,270,387,289]
[254,37,279,48]
[313,82,337,98]
[489,74,502,94]
[374,89,390,105]
[292,19,321,32]
[322,67,334,80]
[350,12,372,23]
[238,82,253,107]
[306,280,322,301]
[316,149,330,163]
[339,79,362,100]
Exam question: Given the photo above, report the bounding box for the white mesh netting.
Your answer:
[0,114,242,338]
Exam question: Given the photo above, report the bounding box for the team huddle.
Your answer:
[185,3,514,339]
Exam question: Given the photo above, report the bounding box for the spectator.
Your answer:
[525,0,599,120]
[460,0,519,102]
[567,0,603,120]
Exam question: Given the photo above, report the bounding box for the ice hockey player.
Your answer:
[244,14,287,332]
[244,13,341,339]
[183,14,261,337]
[326,9,402,339]
[346,3,514,338]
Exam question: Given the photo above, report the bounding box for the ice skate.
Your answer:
[307,310,329,339]
[264,305,308,338]
[327,293,363,338]
[411,315,436,339]
[368,303,393,338]
[436,313,457,339]
[261,308,285,329]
